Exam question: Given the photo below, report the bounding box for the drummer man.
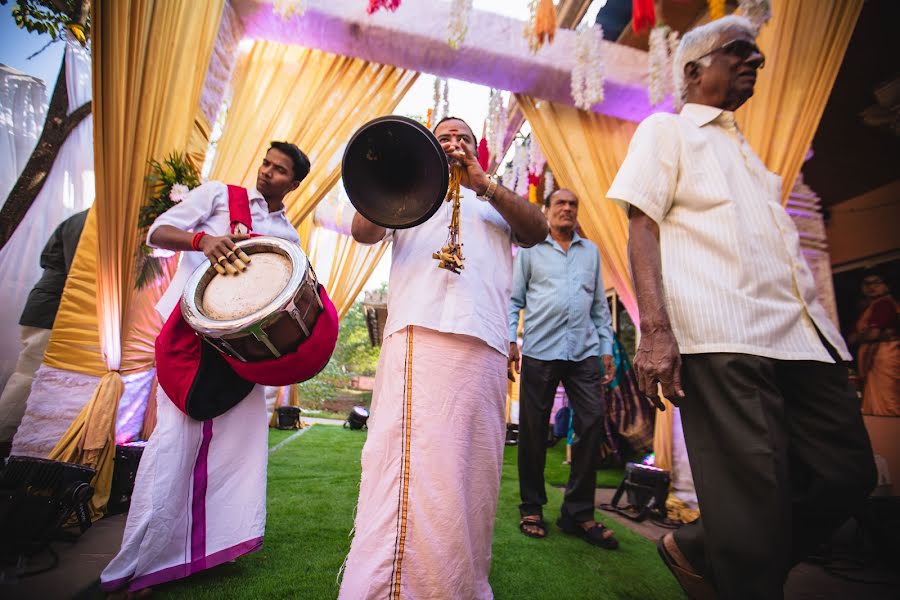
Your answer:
[101,142,310,597]
[339,117,548,599]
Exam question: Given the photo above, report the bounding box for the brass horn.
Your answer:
[342,115,449,229]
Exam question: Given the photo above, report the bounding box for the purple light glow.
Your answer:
[230,0,669,123]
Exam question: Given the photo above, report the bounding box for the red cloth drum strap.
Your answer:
[227,185,253,235]
[155,183,340,421]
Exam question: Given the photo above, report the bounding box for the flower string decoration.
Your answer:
[648,25,669,106]
[512,142,529,197]
[523,0,557,53]
[432,77,450,124]
[447,0,473,49]
[738,0,772,32]
[367,0,401,15]
[528,138,546,179]
[273,0,307,20]
[571,24,605,111]
[544,170,555,199]
[486,89,508,164]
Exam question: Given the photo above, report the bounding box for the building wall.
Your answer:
[827,179,900,267]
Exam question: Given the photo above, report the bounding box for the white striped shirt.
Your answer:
[607,103,848,362]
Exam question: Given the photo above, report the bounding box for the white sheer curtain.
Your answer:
[0,65,47,207]
[0,36,95,394]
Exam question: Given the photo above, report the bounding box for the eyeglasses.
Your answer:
[696,39,766,69]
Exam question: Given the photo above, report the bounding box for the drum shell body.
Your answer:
[180,237,323,363]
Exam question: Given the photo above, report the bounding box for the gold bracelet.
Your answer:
[481,176,498,201]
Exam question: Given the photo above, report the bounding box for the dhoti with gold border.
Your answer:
[339,325,507,600]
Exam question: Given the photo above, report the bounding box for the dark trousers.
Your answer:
[518,355,604,522]
[674,353,876,600]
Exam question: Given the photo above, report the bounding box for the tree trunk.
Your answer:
[0,52,92,250]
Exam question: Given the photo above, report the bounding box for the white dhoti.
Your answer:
[100,384,268,592]
[339,326,507,600]
[0,326,51,443]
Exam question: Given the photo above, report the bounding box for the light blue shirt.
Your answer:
[508,232,614,361]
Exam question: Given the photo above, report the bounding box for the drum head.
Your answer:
[181,237,310,339]
[201,252,292,321]
[342,115,449,229]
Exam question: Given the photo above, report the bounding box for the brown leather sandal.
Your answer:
[519,515,547,538]
[657,533,717,600]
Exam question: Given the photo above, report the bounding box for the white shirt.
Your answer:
[382,186,514,356]
[607,103,849,362]
[147,181,301,318]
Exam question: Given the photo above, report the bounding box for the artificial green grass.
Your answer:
[147,426,683,599]
[542,440,626,489]
[266,427,301,448]
[491,445,684,600]
[300,409,350,421]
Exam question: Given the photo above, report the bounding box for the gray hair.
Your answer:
[673,15,757,108]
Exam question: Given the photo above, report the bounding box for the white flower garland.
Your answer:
[648,25,669,106]
[523,0,539,53]
[571,24,605,111]
[648,25,680,106]
[544,170,555,197]
[528,138,545,177]
[273,0,306,20]
[486,89,507,163]
[738,0,772,32]
[513,143,529,197]
[667,29,680,101]
[447,0,473,49]
[433,77,450,124]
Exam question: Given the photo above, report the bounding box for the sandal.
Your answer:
[519,515,547,539]
[556,516,619,550]
[657,533,716,600]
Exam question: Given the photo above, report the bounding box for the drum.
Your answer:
[180,236,323,362]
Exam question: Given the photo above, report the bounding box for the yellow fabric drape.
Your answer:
[737,0,863,203]
[45,3,221,376]
[308,227,389,320]
[45,0,224,518]
[210,42,418,229]
[43,206,105,374]
[48,373,122,516]
[516,96,639,319]
[186,115,213,170]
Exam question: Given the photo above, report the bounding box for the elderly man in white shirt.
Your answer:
[102,142,310,597]
[608,16,875,600]
[340,117,547,600]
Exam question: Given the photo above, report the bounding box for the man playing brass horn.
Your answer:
[340,117,547,599]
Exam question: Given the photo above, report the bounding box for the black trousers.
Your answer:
[674,353,876,600]
[518,355,604,522]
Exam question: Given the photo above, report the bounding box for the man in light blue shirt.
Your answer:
[508,188,617,549]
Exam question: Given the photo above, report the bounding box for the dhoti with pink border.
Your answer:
[100,384,267,593]
[339,326,507,600]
